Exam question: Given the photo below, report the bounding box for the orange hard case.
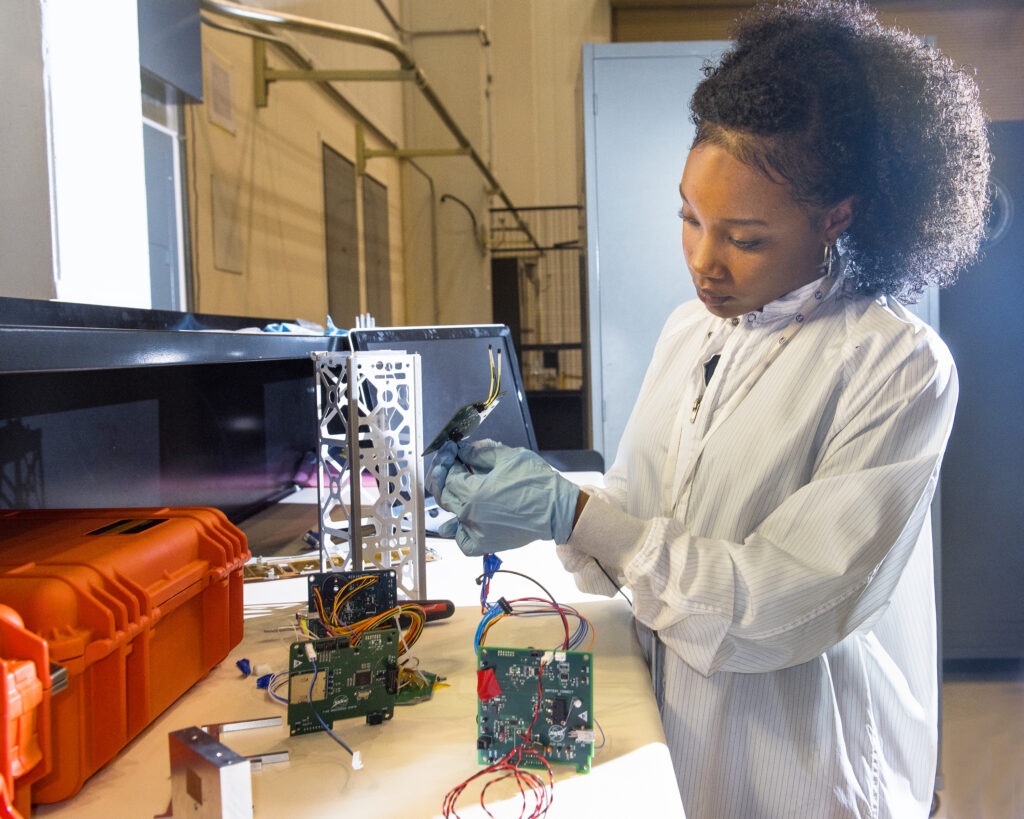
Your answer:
[0,507,249,806]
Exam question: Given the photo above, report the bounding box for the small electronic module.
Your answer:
[306,569,398,636]
[287,631,399,734]
[476,647,594,773]
[422,344,504,456]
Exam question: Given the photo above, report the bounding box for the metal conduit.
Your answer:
[201,0,540,252]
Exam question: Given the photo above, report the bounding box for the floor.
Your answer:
[934,668,1024,818]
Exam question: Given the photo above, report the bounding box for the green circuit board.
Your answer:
[287,630,398,734]
[476,647,594,773]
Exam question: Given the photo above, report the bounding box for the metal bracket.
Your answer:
[201,716,290,769]
[154,717,289,818]
[355,123,471,175]
[254,38,417,106]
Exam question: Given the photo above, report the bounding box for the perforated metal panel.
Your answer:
[314,351,426,599]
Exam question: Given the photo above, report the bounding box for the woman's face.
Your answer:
[679,141,842,319]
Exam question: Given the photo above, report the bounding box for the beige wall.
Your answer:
[399,0,491,326]
[875,4,1024,122]
[612,2,1024,121]
[190,0,612,326]
[489,1,612,207]
[398,0,611,327]
[191,0,407,323]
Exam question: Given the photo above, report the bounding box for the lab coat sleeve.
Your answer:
[562,332,958,676]
[553,460,631,596]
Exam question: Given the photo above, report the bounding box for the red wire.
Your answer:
[518,661,545,745]
[441,748,554,819]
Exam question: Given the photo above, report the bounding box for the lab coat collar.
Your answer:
[741,256,849,327]
[741,275,829,327]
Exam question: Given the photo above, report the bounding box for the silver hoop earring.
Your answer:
[820,243,835,278]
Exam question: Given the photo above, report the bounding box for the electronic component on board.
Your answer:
[306,569,397,637]
[422,345,504,456]
[476,647,594,773]
[422,392,507,456]
[287,632,399,734]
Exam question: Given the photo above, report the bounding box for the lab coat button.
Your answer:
[795,313,804,322]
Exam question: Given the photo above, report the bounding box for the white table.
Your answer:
[34,504,685,818]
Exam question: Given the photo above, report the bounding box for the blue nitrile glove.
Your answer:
[424,439,580,557]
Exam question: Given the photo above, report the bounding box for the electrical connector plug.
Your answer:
[304,643,317,663]
[352,750,364,770]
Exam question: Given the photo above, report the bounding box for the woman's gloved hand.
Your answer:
[425,439,580,556]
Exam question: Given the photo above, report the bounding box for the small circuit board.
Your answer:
[422,392,506,456]
[306,569,397,636]
[287,630,398,734]
[476,647,594,773]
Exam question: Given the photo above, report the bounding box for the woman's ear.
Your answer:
[823,196,856,244]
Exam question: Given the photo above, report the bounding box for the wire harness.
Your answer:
[440,556,600,817]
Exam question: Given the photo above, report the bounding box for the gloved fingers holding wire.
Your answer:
[425,439,581,556]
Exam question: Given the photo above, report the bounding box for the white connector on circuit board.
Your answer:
[304,642,316,663]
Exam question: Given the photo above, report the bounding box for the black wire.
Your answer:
[474,568,559,607]
[595,559,633,609]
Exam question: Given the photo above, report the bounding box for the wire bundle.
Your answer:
[474,566,593,653]
[308,574,426,655]
[441,747,554,819]
[351,604,426,653]
[310,573,378,639]
[482,344,503,410]
[474,597,592,653]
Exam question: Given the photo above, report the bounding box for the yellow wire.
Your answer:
[478,612,507,647]
[330,575,377,623]
[486,345,497,405]
[484,346,502,407]
[492,350,502,406]
[347,604,425,656]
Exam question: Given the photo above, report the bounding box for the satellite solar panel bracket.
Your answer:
[312,350,426,599]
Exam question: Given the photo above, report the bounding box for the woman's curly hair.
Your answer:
[690,0,991,301]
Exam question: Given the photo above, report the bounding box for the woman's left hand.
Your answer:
[425,439,580,556]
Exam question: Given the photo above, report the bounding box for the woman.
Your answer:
[427,2,990,816]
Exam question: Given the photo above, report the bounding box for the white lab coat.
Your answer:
[559,274,956,818]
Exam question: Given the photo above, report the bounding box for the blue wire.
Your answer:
[474,602,504,653]
[480,553,502,608]
[309,659,355,756]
